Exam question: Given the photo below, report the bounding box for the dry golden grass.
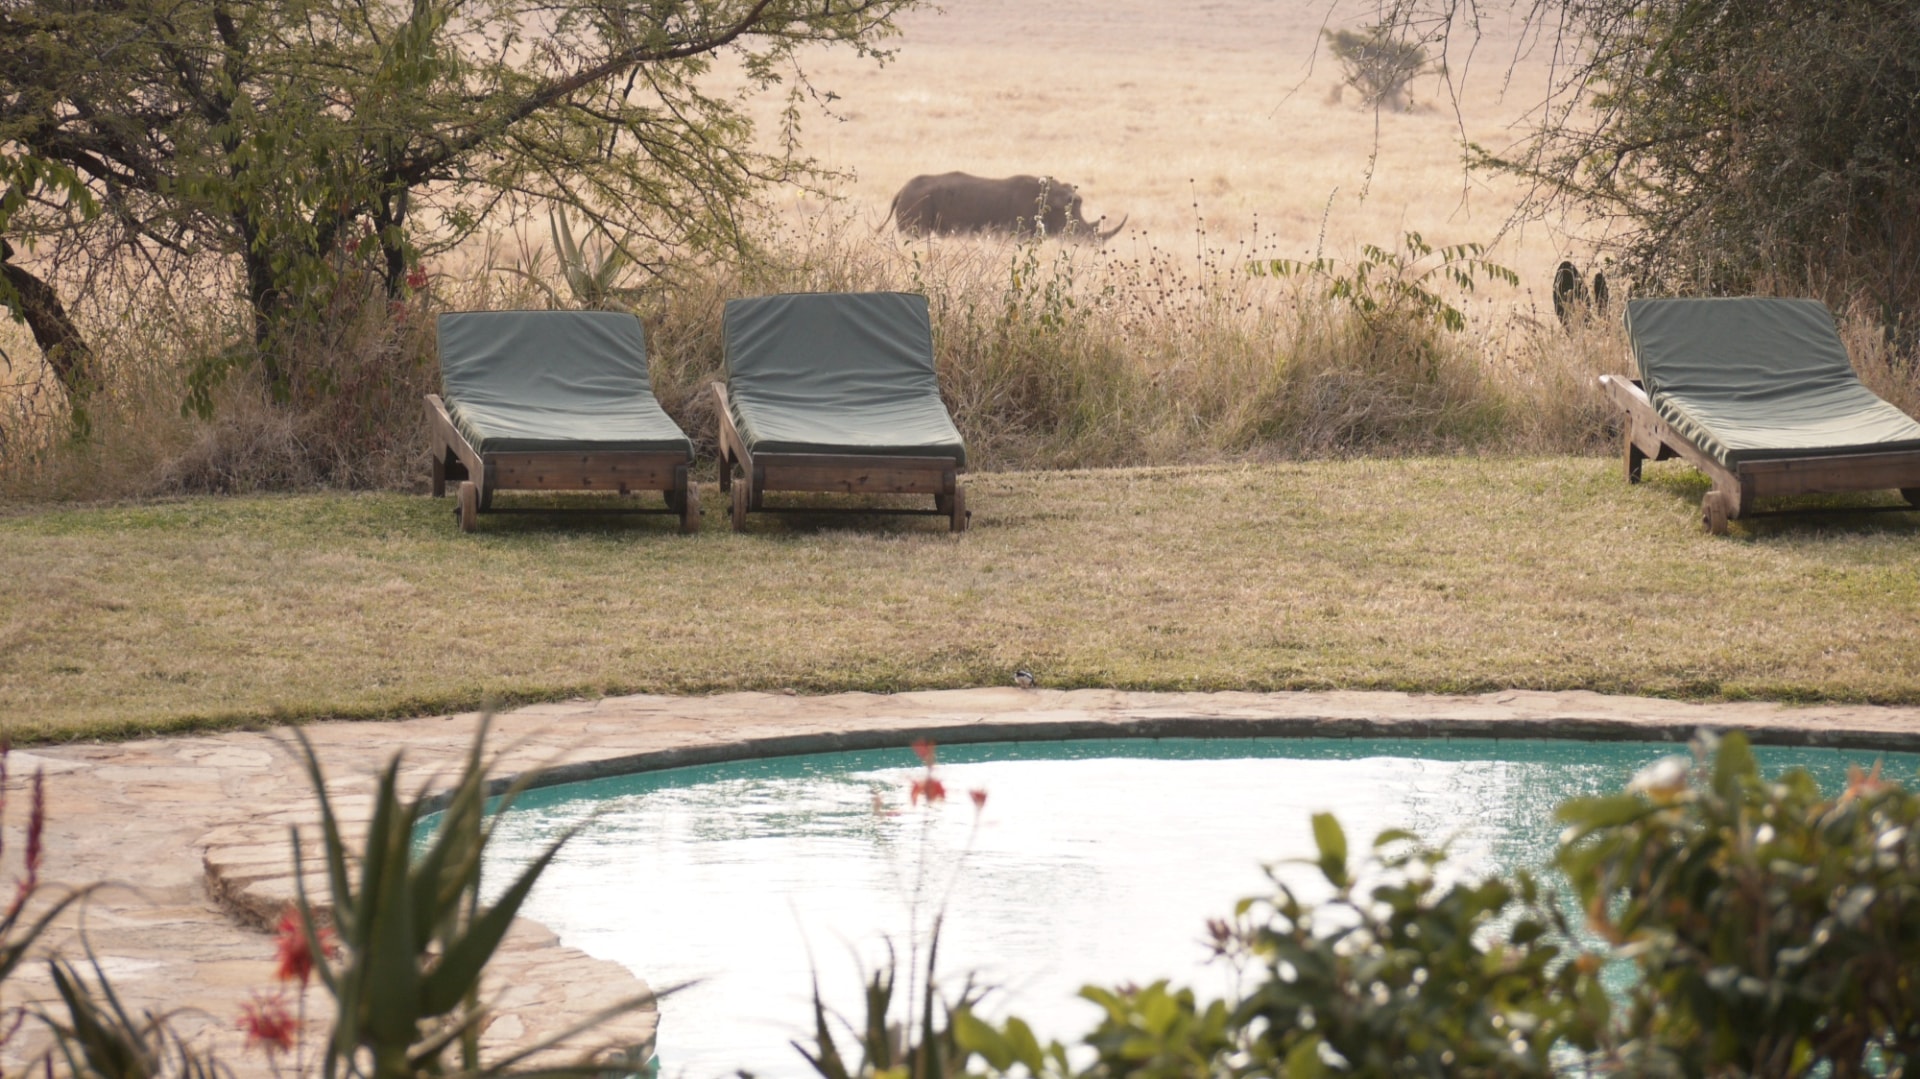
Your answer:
[1,207,1639,499]
[724,0,1584,284]
[4,457,1918,741]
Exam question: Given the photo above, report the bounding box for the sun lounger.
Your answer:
[713,291,969,532]
[426,310,698,533]
[1601,297,1920,533]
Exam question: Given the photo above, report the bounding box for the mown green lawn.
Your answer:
[4,456,1918,741]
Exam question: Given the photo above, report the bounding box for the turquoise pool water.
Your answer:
[450,737,1917,1077]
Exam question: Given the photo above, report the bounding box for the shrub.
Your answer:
[944,732,1920,1078]
[283,718,658,1079]
[0,727,655,1079]
[0,213,1668,499]
[1560,732,1920,1074]
[1483,0,1920,349]
[1323,25,1430,112]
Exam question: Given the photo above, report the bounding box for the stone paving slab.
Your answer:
[6,687,1920,1077]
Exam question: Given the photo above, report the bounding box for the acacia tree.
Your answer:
[1425,0,1920,343]
[0,0,914,404]
[1324,23,1429,111]
[1510,2,1917,317]
[1330,0,1919,351]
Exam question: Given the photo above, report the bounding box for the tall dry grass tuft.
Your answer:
[5,209,1914,503]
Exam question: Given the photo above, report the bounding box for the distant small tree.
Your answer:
[1323,24,1429,111]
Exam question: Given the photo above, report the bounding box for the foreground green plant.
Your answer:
[954,822,1605,1078]
[898,733,1920,1077]
[1256,232,1517,336]
[795,741,989,1079]
[0,747,231,1079]
[288,718,658,1079]
[1560,732,1920,1075]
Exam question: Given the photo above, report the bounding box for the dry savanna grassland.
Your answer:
[732,0,1581,271]
[3,0,1919,738]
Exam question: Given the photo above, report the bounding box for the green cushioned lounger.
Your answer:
[426,311,699,533]
[1600,297,1920,533]
[712,292,970,532]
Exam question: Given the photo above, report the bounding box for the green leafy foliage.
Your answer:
[0,153,95,320]
[950,824,1606,1077]
[31,953,224,1079]
[548,209,643,311]
[795,936,988,1079]
[939,733,1920,1078]
[0,0,917,401]
[1480,0,1920,343]
[1558,731,1920,1075]
[1255,232,1517,335]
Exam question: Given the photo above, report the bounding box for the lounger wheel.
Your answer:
[731,480,750,532]
[947,486,968,533]
[679,482,701,534]
[1701,490,1730,536]
[457,481,480,533]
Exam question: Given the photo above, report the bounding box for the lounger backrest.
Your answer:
[1625,297,1860,402]
[723,292,938,407]
[437,310,655,409]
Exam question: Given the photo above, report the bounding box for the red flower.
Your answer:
[911,739,936,767]
[969,788,988,812]
[1843,760,1889,803]
[406,264,429,291]
[237,993,298,1055]
[273,906,336,985]
[9,769,44,918]
[911,776,947,805]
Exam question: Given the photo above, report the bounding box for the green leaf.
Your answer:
[1285,1033,1327,1079]
[1712,731,1757,798]
[1312,812,1349,887]
[420,829,572,1016]
[950,1010,1010,1069]
[1556,793,1651,830]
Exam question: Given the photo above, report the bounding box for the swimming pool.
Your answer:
[449,737,1916,1077]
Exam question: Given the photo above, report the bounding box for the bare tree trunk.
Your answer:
[0,238,95,406]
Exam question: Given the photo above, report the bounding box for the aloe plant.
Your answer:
[32,950,224,1079]
[548,207,641,309]
[288,718,657,1079]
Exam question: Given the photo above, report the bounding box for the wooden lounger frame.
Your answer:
[711,383,968,533]
[426,394,699,533]
[1599,374,1920,534]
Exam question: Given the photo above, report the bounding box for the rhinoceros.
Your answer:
[886,172,1127,242]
